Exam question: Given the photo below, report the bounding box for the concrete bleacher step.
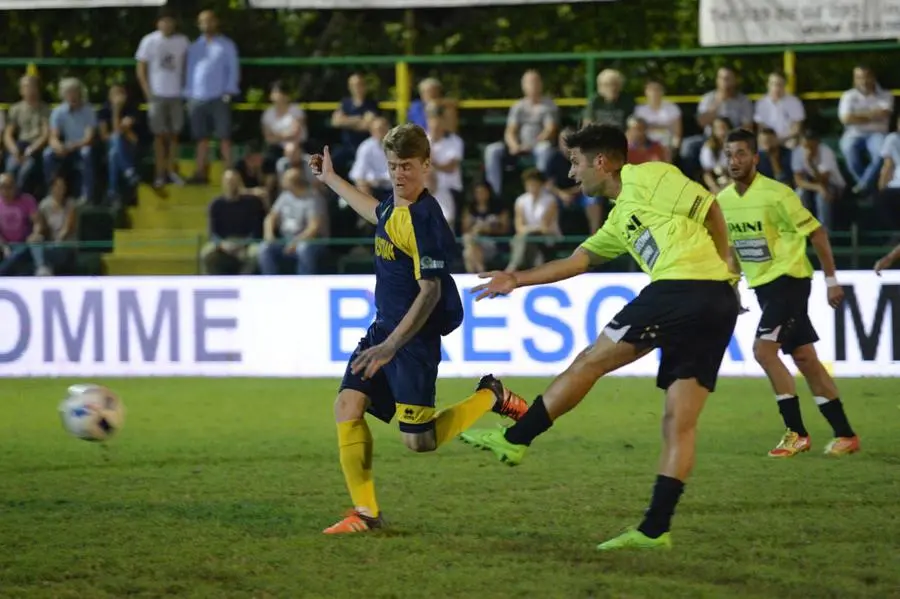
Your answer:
[113,229,204,258]
[103,254,199,276]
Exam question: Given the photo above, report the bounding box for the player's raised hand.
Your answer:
[308,145,334,182]
[471,271,518,301]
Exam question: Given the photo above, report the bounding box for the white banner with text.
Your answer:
[0,272,897,378]
[250,0,604,8]
[699,0,900,46]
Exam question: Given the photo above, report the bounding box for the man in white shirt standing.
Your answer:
[349,117,392,201]
[838,66,895,195]
[135,8,189,191]
[426,105,463,229]
[754,71,805,149]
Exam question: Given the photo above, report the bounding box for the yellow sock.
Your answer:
[337,419,378,517]
[433,389,495,447]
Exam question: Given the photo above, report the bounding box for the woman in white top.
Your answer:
[700,116,733,194]
[506,168,561,272]
[261,81,307,191]
[633,79,682,159]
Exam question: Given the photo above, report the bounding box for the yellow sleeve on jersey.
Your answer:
[580,216,626,260]
[643,164,715,224]
[776,186,821,237]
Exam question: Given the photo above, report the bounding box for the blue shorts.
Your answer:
[339,323,440,433]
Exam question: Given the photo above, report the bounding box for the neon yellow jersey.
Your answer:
[717,173,820,288]
[580,162,736,283]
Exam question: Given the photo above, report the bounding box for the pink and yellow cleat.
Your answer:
[322,509,385,535]
[824,435,861,456]
[768,430,812,457]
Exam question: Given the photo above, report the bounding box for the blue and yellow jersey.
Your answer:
[373,191,464,341]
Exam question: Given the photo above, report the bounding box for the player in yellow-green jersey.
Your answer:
[459,124,741,551]
[718,128,860,458]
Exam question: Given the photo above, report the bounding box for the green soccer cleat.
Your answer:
[458,428,527,466]
[596,528,673,551]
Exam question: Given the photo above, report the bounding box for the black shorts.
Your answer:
[752,275,819,354]
[603,280,739,392]
[339,322,441,433]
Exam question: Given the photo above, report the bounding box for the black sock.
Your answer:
[637,475,685,539]
[503,396,552,446]
[777,396,808,436]
[818,398,855,438]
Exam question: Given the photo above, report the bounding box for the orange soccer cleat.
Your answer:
[768,430,812,458]
[479,374,529,421]
[824,435,861,456]
[322,510,385,535]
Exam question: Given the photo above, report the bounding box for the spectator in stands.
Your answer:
[0,172,42,275]
[261,80,307,197]
[757,127,793,185]
[276,141,316,186]
[506,168,560,272]
[426,105,464,229]
[681,67,753,179]
[408,78,458,134]
[98,84,141,205]
[349,117,392,201]
[838,66,895,195]
[43,78,96,202]
[33,173,77,275]
[792,129,845,230]
[633,79,682,159]
[546,126,601,234]
[754,71,805,149]
[701,117,733,194]
[184,9,240,184]
[875,117,900,238]
[201,168,267,275]
[462,181,509,273]
[4,75,49,194]
[135,8,190,191]
[331,73,380,176]
[259,167,328,275]
[583,69,635,130]
[626,116,668,163]
[484,70,558,197]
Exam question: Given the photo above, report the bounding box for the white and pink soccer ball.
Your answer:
[58,384,125,442]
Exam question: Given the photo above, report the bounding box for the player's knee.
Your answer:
[401,431,437,453]
[334,391,367,422]
[752,340,779,367]
[790,344,816,371]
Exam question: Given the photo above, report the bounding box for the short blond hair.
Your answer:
[382,123,430,161]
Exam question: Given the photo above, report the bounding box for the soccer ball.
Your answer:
[58,384,125,442]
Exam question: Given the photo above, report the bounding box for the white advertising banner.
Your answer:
[699,0,900,46]
[0,0,165,8]
[250,0,603,8]
[0,272,897,378]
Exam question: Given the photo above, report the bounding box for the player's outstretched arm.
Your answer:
[309,146,380,225]
[472,248,597,300]
[808,226,844,308]
[875,244,900,275]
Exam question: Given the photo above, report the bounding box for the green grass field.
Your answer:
[1,377,899,599]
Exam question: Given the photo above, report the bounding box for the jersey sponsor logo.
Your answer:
[796,216,815,229]
[633,229,660,270]
[728,220,765,234]
[420,256,444,270]
[734,238,772,263]
[374,236,396,261]
[688,195,706,220]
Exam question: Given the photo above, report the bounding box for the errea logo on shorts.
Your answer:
[420,256,444,270]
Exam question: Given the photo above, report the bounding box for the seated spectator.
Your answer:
[633,79,682,158]
[838,66,895,195]
[4,75,49,194]
[506,168,561,272]
[0,172,42,276]
[330,73,380,177]
[681,67,753,180]
[626,116,668,163]
[757,127,793,185]
[876,118,900,239]
[754,71,805,149]
[276,141,316,187]
[33,174,77,274]
[426,106,463,229]
[43,78,96,202]
[792,129,845,231]
[349,117,392,201]
[261,80,306,195]
[700,117,733,194]
[461,181,509,273]
[583,69,635,130]
[408,78,458,133]
[546,126,601,234]
[484,69,558,197]
[98,83,141,205]
[200,169,267,275]
[259,167,328,275]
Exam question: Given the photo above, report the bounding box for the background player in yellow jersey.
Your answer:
[309,124,527,535]
[718,128,860,458]
[460,124,740,551]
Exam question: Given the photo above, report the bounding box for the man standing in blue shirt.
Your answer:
[43,78,97,202]
[183,10,240,184]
